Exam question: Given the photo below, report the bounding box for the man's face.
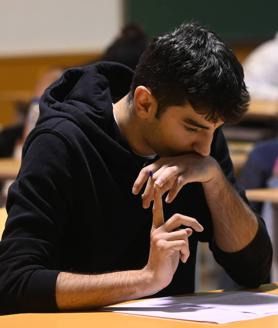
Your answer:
[142,103,223,157]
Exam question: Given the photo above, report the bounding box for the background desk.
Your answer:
[0,158,20,180]
[0,284,278,328]
[246,189,278,282]
[246,100,278,119]
[246,188,278,203]
[0,207,7,239]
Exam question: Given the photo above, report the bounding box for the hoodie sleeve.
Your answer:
[0,132,73,314]
[208,128,272,287]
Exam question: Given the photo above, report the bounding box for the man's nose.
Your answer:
[193,134,213,157]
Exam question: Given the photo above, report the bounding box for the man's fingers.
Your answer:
[180,228,192,263]
[156,238,190,263]
[157,228,192,241]
[132,168,151,195]
[142,167,173,208]
[133,162,177,197]
[156,239,187,251]
[152,227,192,263]
[154,166,179,188]
[165,176,186,203]
[165,214,204,232]
[165,173,197,203]
[152,187,164,228]
[133,164,160,195]
[180,246,190,263]
[141,174,155,209]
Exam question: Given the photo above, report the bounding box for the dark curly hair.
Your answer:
[129,22,249,123]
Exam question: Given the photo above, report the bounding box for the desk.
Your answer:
[231,153,248,173]
[228,141,254,174]
[0,158,20,180]
[0,284,277,327]
[246,189,278,282]
[246,188,278,203]
[0,207,7,239]
[246,100,278,119]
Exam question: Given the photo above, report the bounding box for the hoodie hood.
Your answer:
[34,61,154,169]
[39,61,134,135]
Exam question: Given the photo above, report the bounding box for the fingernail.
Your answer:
[181,255,187,263]
[143,202,149,209]
[187,230,193,237]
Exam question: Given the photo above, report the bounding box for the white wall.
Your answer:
[0,0,123,57]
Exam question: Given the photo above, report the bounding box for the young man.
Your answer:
[0,22,272,314]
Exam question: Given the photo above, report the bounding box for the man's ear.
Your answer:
[133,86,158,120]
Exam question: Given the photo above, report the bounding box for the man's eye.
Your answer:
[185,126,199,132]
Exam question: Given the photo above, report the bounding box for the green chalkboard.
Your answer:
[125,0,278,43]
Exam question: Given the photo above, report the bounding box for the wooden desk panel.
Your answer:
[231,153,248,172]
[0,207,7,239]
[0,284,277,327]
[246,188,278,203]
[246,100,278,119]
[0,158,20,180]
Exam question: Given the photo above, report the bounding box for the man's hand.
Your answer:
[132,153,220,208]
[143,186,203,291]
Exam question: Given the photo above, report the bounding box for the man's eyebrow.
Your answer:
[183,118,210,130]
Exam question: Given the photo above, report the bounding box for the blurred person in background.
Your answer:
[239,31,278,210]
[96,23,149,70]
[239,138,278,214]
[243,32,278,100]
[238,34,278,282]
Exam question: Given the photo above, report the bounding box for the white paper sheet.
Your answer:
[106,291,278,324]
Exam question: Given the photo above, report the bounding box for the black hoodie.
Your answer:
[0,62,272,314]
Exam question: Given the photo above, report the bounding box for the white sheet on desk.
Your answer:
[107,291,278,324]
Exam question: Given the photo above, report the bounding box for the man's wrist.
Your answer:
[203,157,223,187]
[139,267,165,296]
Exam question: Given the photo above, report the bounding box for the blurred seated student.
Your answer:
[0,69,62,205]
[239,149,277,280]
[238,138,278,214]
[0,102,29,206]
[0,101,29,158]
[0,123,23,206]
[99,23,149,70]
[0,73,62,165]
[21,68,63,141]
[0,124,23,159]
[239,33,278,210]
[243,32,278,100]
